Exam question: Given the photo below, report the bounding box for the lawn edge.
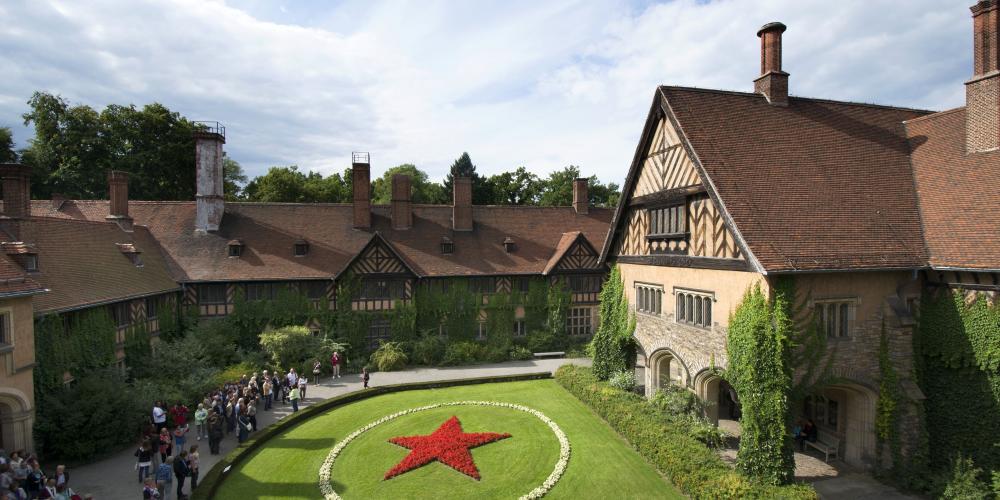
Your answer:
[193,372,552,500]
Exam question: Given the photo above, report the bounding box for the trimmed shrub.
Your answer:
[509,345,533,361]
[941,456,990,500]
[555,365,815,500]
[370,341,408,372]
[608,369,637,392]
[411,334,447,366]
[442,341,487,366]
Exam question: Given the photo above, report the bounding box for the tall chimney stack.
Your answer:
[106,170,133,231]
[352,152,371,230]
[754,22,789,106]
[967,0,999,153]
[0,164,31,241]
[573,178,589,215]
[391,173,412,230]
[452,176,473,231]
[193,123,225,233]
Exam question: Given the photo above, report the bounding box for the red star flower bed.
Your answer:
[384,415,511,480]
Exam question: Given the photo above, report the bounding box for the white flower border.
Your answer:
[318,400,570,500]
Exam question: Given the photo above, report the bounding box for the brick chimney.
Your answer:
[391,173,412,230]
[0,163,31,241]
[452,176,473,231]
[754,22,789,106]
[352,153,371,230]
[193,124,225,233]
[106,170,133,231]
[572,178,589,215]
[967,0,1000,153]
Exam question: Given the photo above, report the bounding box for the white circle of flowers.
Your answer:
[318,400,570,500]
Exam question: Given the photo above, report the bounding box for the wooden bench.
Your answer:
[533,351,565,358]
[805,429,841,462]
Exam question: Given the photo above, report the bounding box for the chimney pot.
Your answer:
[391,173,412,230]
[193,126,226,233]
[967,0,1000,153]
[572,178,589,215]
[452,177,473,231]
[352,153,371,230]
[754,21,789,106]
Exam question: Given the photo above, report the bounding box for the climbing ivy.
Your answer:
[916,288,1000,472]
[726,283,795,486]
[590,265,635,380]
[875,319,902,473]
[33,308,118,391]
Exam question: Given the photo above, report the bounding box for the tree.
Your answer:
[259,326,346,371]
[442,152,496,204]
[371,164,447,204]
[242,166,351,203]
[538,165,621,208]
[486,167,541,205]
[0,126,16,162]
[21,91,199,200]
[223,157,248,201]
[589,265,636,380]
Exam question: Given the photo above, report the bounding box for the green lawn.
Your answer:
[214,379,681,499]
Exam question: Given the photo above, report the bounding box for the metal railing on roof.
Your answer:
[193,121,226,138]
[352,152,370,164]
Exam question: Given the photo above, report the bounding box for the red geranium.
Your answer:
[384,415,511,480]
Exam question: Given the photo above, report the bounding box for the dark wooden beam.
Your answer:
[629,185,706,208]
[615,254,752,272]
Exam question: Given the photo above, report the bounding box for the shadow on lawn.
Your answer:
[260,437,337,451]
[219,470,347,498]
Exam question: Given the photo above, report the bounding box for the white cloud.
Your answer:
[0,0,975,188]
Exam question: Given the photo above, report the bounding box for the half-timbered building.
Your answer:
[603,3,1000,471]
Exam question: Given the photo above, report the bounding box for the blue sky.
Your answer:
[0,0,973,185]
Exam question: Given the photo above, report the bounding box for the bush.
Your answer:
[554,365,815,500]
[211,361,264,387]
[526,331,558,352]
[259,326,347,372]
[651,384,706,417]
[370,341,408,372]
[590,266,635,380]
[509,345,533,361]
[941,456,990,500]
[608,369,637,392]
[442,341,486,366]
[411,335,447,366]
[484,344,510,363]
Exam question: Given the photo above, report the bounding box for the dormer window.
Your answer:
[116,243,143,267]
[21,254,38,272]
[3,243,38,271]
[228,240,244,258]
[503,237,516,253]
[294,240,309,257]
[440,237,454,254]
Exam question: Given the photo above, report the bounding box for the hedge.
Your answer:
[192,371,553,499]
[554,365,815,499]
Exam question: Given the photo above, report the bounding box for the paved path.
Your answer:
[70,358,590,500]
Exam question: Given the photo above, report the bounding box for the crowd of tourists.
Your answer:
[0,451,79,500]
[137,352,346,499]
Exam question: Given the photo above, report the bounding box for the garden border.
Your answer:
[193,372,553,500]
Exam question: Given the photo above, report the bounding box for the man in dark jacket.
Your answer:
[207,413,224,455]
[173,450,190,499]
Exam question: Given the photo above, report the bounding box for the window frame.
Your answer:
[812,298,858,339]
[645,203,688,240]
[111,302,131,328]
[569,275,602,293]
[359,278,407,300]
[635,282,663,316]
[673,288,715,329]
[293,242,309,257]
[566,307,593,336]
[245,282,276,302]
[367,318,391,350]
[513,319,526,337]
[0,310,11,347]
[198,284,228,305]
[145,297,159,320]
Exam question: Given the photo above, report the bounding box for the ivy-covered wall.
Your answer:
[916,287,1000,472]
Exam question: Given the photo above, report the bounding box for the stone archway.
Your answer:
[646,348,690,396]
[694,370,740,429]
[799,381,878,469]
[0,388,34,453]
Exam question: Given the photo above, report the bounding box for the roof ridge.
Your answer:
[659,85,936,114]
[902,106,965,124]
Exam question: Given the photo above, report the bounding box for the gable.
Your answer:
[632,117,701,198]
[555,238,601,272]
[345,235,412,276]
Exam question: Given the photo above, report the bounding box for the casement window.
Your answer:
[227,242,243,258]
[804,395,839,429]
[815,300,855,338]
[513,320,526,337]
[440,237,454,254]
[360,278,407,300]
[476,321,488,341]
[515,277,531,293]
[0,312,11,347]
[635,283,663,316]
[146,297,159,320]
[111,302,131,328]
[21,254,38,272]
[245,282,276,301]
[294,241,309,257]
[569,275,602,293]
[675,289,713,329]
[198,284,227,305]
[367,318,391,349]
[566,307,593,336]
[302,281,328,300]
[471,277,496,295]
[646,204,687,239]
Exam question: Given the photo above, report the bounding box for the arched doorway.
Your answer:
[646,349,689,395]
[799,382,877,469]
[695,370,741,431]
[0,389,34,453]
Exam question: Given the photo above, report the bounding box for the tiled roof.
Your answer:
[26,217,180,314]
[30,201,612,281]
[543,232,584,275]
[906,108,1000,270]
[0,253,45,298]
[658,86,932,272]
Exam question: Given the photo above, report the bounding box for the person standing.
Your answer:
[142,477,160,499]
[237,411,251,444]
[152,402,167,433]
[172,424,188,454]
[312,359,322,386]
[187,445,200,491]
[36,479,55,500]
[207,414,223,456]
[330,352,341,380]
[23,461,42,500]
[157,429,172,464]
[247,403,257,432]
[169,402,188,429]
[172,451,189,500]
[262,378,272,411]
[298,377,307,400]
[286,368,298,390]
[135,441,154,483]
[155,457,172,500]
[289,384,300,412]
[193,404,208,441]
[362,367,370,389]
[51,467,66,491]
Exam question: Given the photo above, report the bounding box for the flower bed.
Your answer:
[319,401,571,500]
